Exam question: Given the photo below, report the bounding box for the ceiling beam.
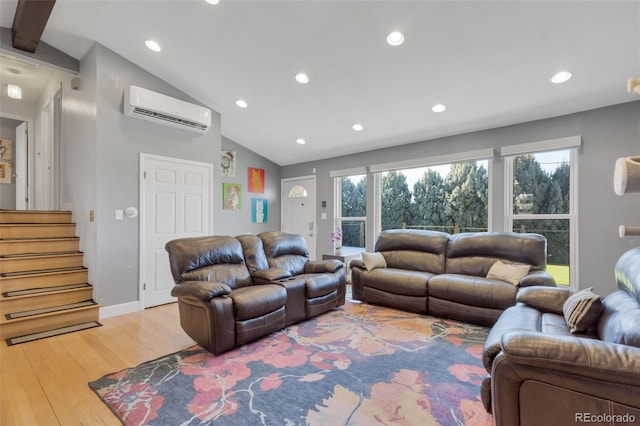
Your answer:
[12,0,57,53]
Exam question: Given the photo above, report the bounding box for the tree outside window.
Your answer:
[338,175,366,248]
[380,161,489,233]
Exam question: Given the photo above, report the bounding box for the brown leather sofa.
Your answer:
[482,247,640,425]
[351,229,555,326]
[166,232,345,354]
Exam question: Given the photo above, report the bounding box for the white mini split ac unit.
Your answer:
[124,85,212,133]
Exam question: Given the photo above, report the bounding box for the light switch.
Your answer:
[115,209,124,220]
[321,212,327,220]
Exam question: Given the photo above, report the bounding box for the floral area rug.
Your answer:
[89,301,494,425]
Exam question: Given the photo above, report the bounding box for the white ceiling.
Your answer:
[1,1,639,165]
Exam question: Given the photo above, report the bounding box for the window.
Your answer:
[505,148,577,287]
[288,185,307,198]
[335,174,367,248]
[378,160,489,234]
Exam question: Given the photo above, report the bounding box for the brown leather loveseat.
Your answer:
[166,231,345,354]
[481,247,640,425]
[351,229,555,326]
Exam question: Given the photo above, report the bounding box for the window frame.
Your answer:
[503,144,579,288]
[332,168,367,250]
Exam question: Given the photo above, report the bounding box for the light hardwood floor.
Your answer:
[0,303,194,425]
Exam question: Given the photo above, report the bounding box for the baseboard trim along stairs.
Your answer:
[0,210,101,345]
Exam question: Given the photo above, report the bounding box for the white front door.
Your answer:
[140,154,212,308]
[281,176,316,260]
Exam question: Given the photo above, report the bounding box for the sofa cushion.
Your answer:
[363,268,432,297]
[516,286,571,315]
[362,251,387,271]
[166,235,249,284]
[230,284,287,321]
[375,229,448,274]
[486,261,530,286]
[563,287,602,333]
[429,274,517,310]
[260,231,310,275]
[446,232,547,276]
[181,263,252,290]
[297,273,341,299]
[598,290,640,348]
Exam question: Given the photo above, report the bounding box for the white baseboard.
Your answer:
[99,301,142,319]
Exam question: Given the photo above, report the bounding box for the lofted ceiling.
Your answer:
[0,1,639,166]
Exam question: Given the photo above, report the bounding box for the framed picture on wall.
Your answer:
[0,161,12,184]
[248,167,265,193]
[0,139,12,161]
[252,198,268,223]
[223,183,242,210]
[221,150,236,177]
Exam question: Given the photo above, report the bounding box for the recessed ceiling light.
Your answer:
[386,31,405,46]
[432,104,446,113]
[145,40,162,52]
[236,99,248,108]
[205,0,220,4]
[296,138,306,145]
[352,123,364,131]
[551,71,572,84]
[295,73,309,84]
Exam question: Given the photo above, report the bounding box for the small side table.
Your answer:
[322,247,362,283]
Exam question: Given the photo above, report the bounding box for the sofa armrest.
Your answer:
[516,285,571,315]
[350,259,365,270]
[251,267,291,282]
[171,281,232,302]
[519,270,556,287]
[500,331,640,387]
[304,259,343,273]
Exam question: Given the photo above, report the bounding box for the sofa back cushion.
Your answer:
[259,231,309,275]
[599,247,640,348]
[165,236,252,289]
[374,229,448,274]
[445,232,547,277]
[236,234,270,272]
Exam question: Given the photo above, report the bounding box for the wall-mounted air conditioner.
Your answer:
[124,85,211,133]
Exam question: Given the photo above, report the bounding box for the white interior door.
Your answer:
[15,122,27,210]
[281,176,316,260]
[141,154,212,308]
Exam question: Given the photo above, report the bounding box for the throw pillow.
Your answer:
[362,252,387,271]
[563,287,602,333]
[486,261,531,286]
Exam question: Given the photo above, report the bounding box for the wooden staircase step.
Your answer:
[0,237,80,256]
[0,223,77,239]
[0,210,99,344]
[6,321,101,346]
[0,267,88,293]
[0,210,72,224]
[0,252,84,274]
[0,301,100,340]
[1,284,94,314]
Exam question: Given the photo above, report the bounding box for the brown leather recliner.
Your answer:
[258,231,346,324]
[166,232,346,355]
[482,247,640,425]
[165,235,287,355]
[351,230,555,325]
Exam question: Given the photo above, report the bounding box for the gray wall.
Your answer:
[282,101,640,296]
[219,136,281,236]
[61,43,274,308]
